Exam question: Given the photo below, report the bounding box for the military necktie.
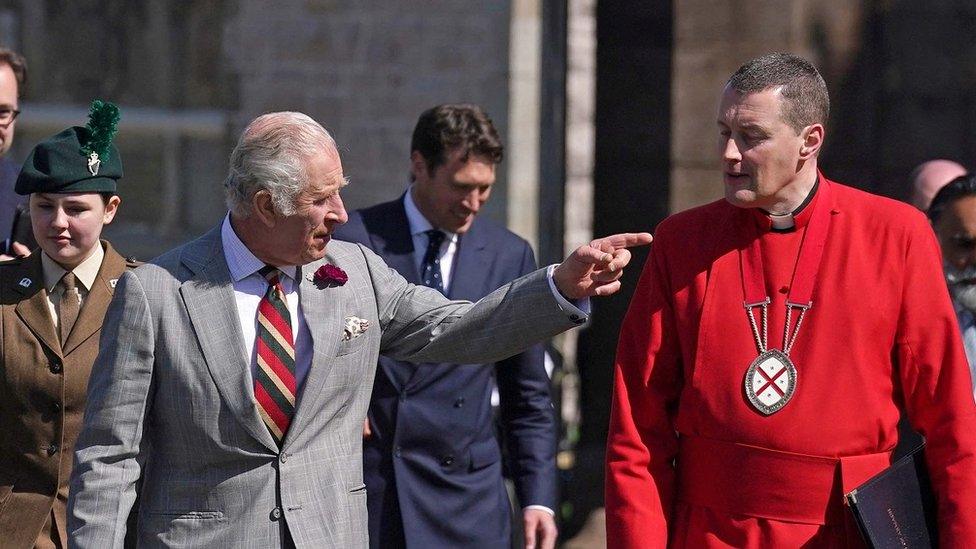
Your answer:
[421,229,446,294]
[254,266,296,446]
[58,272,80,345]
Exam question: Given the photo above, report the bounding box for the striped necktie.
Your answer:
[254,266,296,446]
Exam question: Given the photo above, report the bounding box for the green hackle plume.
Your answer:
[80,99,121,161]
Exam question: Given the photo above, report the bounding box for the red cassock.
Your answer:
[606,177,976,548]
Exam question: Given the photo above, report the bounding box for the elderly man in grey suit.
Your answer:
[67,112,649,548]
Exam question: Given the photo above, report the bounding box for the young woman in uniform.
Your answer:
[0,101,138,548]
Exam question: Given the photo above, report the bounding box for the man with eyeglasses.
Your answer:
[929,173,976,401]
[0,47,30,261]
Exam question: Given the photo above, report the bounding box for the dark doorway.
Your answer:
[562,0,672,539]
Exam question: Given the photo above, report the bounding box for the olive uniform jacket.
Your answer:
[0,241,137,548]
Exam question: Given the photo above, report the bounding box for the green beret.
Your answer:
[16,100,122,195]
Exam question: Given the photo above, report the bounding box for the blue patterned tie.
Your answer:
[421,229,446,294]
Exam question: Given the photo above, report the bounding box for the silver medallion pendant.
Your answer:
[744,349,797,415]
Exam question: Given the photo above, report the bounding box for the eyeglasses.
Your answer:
[0,109,20,124]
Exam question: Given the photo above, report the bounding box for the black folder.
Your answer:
[845,443,937,548]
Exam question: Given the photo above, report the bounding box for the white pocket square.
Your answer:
[343,316,370,341]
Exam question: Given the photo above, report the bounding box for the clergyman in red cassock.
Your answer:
[605,53,976,548]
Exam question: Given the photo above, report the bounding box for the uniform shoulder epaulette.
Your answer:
[124,256,143,269]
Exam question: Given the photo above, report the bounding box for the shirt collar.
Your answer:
[221,214,298,282]
[751,175,822,233]
[768,213,795,231]
[42,241,105,292]
[403,188,459,244]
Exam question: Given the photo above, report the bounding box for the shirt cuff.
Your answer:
[523,504,555,517]
[545,264,590,323]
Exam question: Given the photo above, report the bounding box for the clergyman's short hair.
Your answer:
[928,174,976,223]
[0,47,26,92]
[726,53,829,133]
[410,104,503,179]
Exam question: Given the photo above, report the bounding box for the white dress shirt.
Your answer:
[221,215,314,398]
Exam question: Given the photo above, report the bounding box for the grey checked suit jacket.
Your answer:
[66,225,582,548]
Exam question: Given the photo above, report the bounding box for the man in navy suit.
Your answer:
[334,104,558,549]
[0,48,32,260]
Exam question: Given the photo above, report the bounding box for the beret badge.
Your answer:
[87,152,100,176]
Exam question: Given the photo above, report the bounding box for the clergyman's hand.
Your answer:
[553,232,652,299]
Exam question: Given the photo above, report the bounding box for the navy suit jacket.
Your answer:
[334,196,557,548]
[0,157,23,253]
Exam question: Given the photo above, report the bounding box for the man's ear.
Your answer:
[252,190,277,228]
[799,123,825,160]
[410,151,430,182]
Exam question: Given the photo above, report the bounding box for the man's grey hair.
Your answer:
[726,52,830,133]
[224,111,337,217]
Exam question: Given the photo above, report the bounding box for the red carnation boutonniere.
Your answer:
[313,264,348,287]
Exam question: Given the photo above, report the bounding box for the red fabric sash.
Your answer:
[677,435,890,525]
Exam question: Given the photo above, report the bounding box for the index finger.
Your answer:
[591,232,653,250]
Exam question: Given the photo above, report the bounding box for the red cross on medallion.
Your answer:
[756,366,787,398]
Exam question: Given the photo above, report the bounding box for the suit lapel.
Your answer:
[62,241,127,355]
[179,227,278,453]
[11,254,61,358]
[366,197,421,285]
[282,256,343,448]
[446,221,491,301]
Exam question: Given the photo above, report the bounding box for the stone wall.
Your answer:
[1,0,513,258]
[221,1,512,214]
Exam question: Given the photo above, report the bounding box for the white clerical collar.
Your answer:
[403,188,459,245]
[769,213,795,230]
[765,177,821,231]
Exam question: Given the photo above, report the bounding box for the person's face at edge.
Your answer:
[936,195,976,274]
[0,63,19,157]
